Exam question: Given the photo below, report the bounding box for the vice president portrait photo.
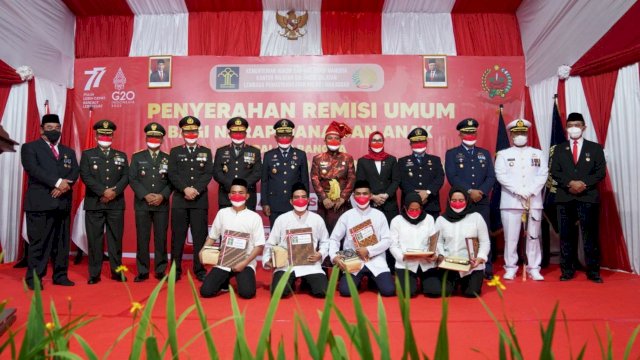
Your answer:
[423,55,447,88]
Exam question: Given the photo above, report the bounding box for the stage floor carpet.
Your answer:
[1,259,639,359]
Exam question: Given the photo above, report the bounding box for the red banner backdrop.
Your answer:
[73,55,524,255]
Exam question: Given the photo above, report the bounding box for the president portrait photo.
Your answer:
[423,55,447,88]
[149,56,172,88]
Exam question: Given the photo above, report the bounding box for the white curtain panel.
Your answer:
[71,202,89,254]
[607,63,640,273]
[35,77,67,125]
[260,8,322,56]
[564,76,599,143]
[517,0,634,85]
[0,83,28,262]
[127,0,187,14]
[382,12,456,55]
[382,0,456,12]
[528,75,558,157]
[0,0,75,88]
[129,14,189,56]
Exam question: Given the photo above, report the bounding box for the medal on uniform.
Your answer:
[459,164,464,168]
[141,170,145,176]
[272,168,277,174]
[408,172,413,177]
[200,162,205,167]
[291,165,295,169]
[293,155,298,160]
[586,152,591,162]
[93,164,98,170]
[321,169,327,174]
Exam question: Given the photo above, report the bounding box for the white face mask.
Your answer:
[327,145,340,151]
[230,200,246,207]
[513,135,527,147]
[462,140,477,147]
[98,141,112,148]
[356,202,370,210]
[371,146,383,153]
[293,204,308,212]
[452,207,465,213]
[147,142,161,149]
[231,138,245,145]
[412,147,427,154]
[184,137,198,145]
[277,142,291,150]
[567,127,583,139]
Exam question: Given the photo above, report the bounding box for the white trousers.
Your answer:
[501,208,542,270]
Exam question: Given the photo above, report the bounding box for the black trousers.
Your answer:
[171,208,208,278]
[25,210,71,285]
[200,267,256,299]
[271,271,328,298]
[424,269,484,298]
[557,201,600,277]
[395,268,439,297]
[135,210,169,276]
[85,209,124,278]
[338,267,395,297]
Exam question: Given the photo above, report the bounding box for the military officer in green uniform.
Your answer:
[129,122,171,282]
[213,117,262,210]
[168,116,213,281]
[80,120,129,284]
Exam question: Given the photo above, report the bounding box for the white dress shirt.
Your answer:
[435,212,490,277]
[495,146,548,210]
[262,210,329,277]
[389,214,437,272]
[328,206,391,276]
[208,207,265,272]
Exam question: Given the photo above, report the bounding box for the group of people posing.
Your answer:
[21,111,606,299]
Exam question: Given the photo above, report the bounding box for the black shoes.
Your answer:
[88,277,101,285]
[587,274,604,283]
[559,273,575,281]
[134,274,149,282]
[53,278,75,286]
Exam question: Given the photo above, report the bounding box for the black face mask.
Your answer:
[44,130,61,144]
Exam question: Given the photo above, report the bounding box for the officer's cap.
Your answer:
[179,116,200,131]
[144,122,165,137]
[227,117,248,132]
[407,127,428,142]
[93,119,116,135]
[507,119,531,132]
[274,119,294,135]
[456,118,479,133]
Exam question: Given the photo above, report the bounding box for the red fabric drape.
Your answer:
[556,80,567,121]
[0,60,22,86]
[524,86,541,149]
[581,71,631,272]
[571,2,640,76]
[62,0,132,16]
[75,16,134,58]
[321,0,384,55]
[188,12,261,56]
[451,13,523,56]
[185,0,262,12]
[452,0,523,13]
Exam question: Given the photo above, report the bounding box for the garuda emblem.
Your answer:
[276,10,309,40]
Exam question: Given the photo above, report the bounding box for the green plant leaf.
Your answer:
[332,303,360,350]
[187,271,219,360]
[129,271,167,359]
[369,295,390,360]
[228,286,253,358]
[276,336,286,360]
[575,343,587,360]
[433,272,449,360]
[623,325,640,360]
[316,267,340,359]
[328,332,349,360]
[395,275,419,360]
[256,268,292,359]
[295,313,320,359]
[165,263,179,359]
[146,336,162,360]
[343,271,374,360]
[539,302,559,360]
[73,334,98,360]
[18,272,45,359]
[48,350,84,359]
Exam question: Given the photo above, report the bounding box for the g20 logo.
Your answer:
[111,91,135,101]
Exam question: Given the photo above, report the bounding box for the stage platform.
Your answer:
[1,259,639,358]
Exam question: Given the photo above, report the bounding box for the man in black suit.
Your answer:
[425,59,445,82]
[551,112,606,283]
[261,119,309,226]
[149,59,170,82]
[129,122,171,282]
[21,114,79,290]
[80,120,129,284]
[168,116,213,281]
[213,117,262,210]
[397,127,444,219]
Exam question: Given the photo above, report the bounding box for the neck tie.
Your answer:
[572,140,578,163]
[50,144,59,160]
[152,151,157,161]
[431,71,435,80]
[283,150,288,158]
[102,149,109,157]
[159,71,163,79]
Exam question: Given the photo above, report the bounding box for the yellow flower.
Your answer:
[130,302,144,315]
[115,265,129,273]
[45,322,55,331]
[487,275,506,291]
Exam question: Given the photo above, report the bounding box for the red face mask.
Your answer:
[230,132,246,141]
[98,135,112,142]
[276,137,292,145]
[292,198,309,207]
[462,134,477,141]
[450,201,466,210]
[410,141,427,149]
[406,208,421,219]
[229,194,246,202]
[183,133,198,140]
[370,142,384,150]
[146,137,162,145]
[354,195,370,206]
[326,139,341,147]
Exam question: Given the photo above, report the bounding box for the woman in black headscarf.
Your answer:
[425,187,490,298]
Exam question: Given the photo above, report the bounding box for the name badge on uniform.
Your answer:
[508,158,515,167]
[160,164,168,174]
[244,152,255,164]
[477,153,486,161]
[63,155,72,168]
[114,156,125,165]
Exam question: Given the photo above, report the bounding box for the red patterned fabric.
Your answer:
[321,0,384,55]
[75,16,134,58]
[451,13,523,56]
[185,0,262,12]
[581,70,631,272]
[524,86,541,150]
[188,11,262,56]
[0,60,22,86]
[556,80,567,121]
[571,2,640,76]
[452,0,523,13]
[62,0,133,16]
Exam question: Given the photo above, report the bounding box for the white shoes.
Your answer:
[527,269,544,281]
[503,268,517,280]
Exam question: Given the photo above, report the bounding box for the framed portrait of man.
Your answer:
[423,55,447,88]
[148,56,172,88]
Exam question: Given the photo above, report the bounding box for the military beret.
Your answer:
[41,114,60,126]
[274,118,294,135]
[144,122,165,137]
[456,118,479,133]
[179,116,200,131]
[407,127,428,142]
[93,119,116,135]
[227,117,248,132]
[507,119,531,132]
